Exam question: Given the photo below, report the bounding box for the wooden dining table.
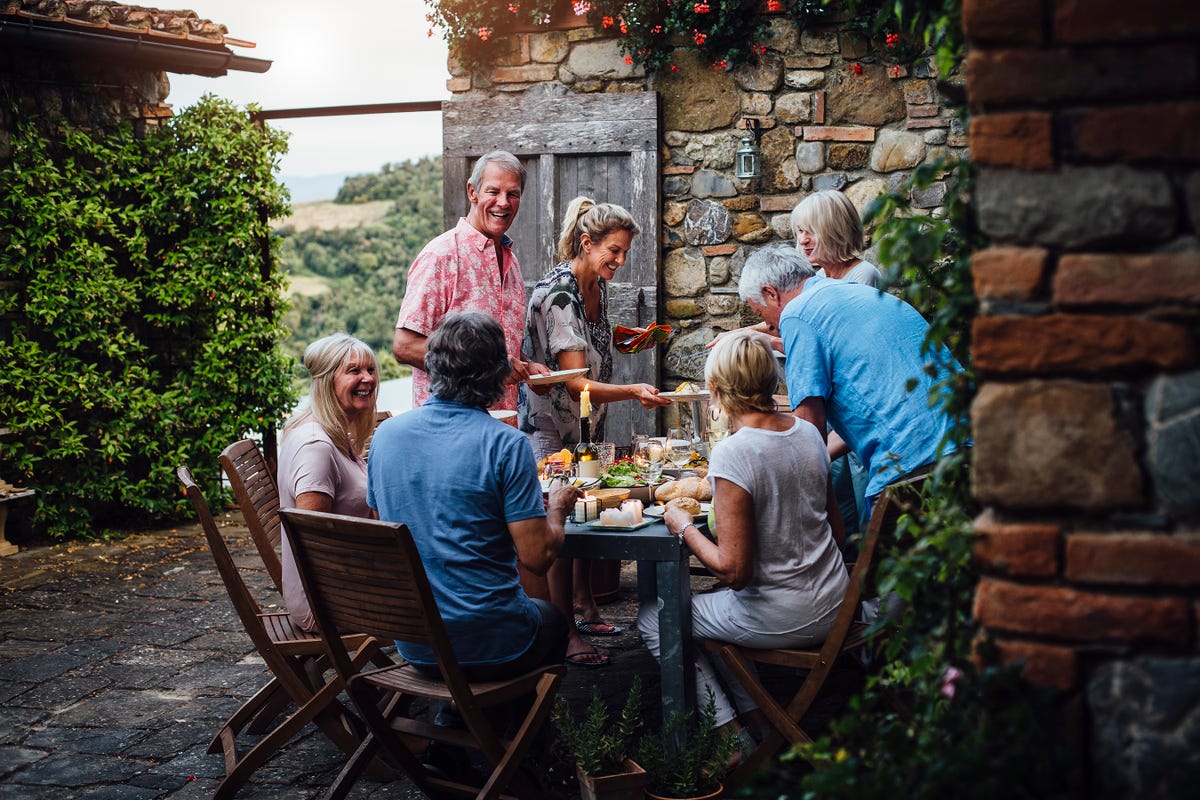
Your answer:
[560,514,697,728]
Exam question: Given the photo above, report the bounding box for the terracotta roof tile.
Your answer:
[2,0,255,49]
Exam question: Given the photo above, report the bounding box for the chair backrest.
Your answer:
[220,439,284,595]
[279,508,468,688]
[177,465,278,656]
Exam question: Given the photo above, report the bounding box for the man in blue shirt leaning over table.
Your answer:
[367,311,578,777]
[737,243,962,512]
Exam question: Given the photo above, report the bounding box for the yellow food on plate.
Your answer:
[675,381,693,393]
[666,496,702,516]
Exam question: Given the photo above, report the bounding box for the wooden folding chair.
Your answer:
[280,507,567,800]
[702,475,926,789]
[220,439,285,596]
[177,467,392,799]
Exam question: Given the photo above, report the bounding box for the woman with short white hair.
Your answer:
[790,189,882,287]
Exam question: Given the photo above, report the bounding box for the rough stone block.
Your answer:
[1087,656,1200,799]
[492,64,558,84]
[907,103,942,118]
[691,170,737,198]
[827,143,869,170]
[844,178,887,214]
[566,39,641,80]
[911,181,946,208]
[963,0,1046,45]
[973,509,1061,577]
[665,299,704,318]
[733,53,784,92]
[775,92,813,124]
[663,175,691,197]
[759,193,805,213]
[974,313,1197,374]
[1054,0,1200,43]
[664,247,709,297]
[1146,370,1200,517]
[722,195,758,212]
[741,91,772,116]
[794,141,824,173]
[974,578,1190,643]
[660,51,740,131]
[973,246,1048,302]
[970,111,1054,170]
[1072,102,1200,162]
[785,54,832,69]
[1055,252,1200,306]
[784,70,825,90]
[1067,533,1200,586]
[976,167,1177,249]
[800,28,839,54]
[826,64,905,126]
[971,380,1144,510]
[870,129,926,172]
[446,76,471,93]
[906,117,950,129]
[966,45,1197,107]
[529,31,569,63]
[989,637,1078,689]
[903,79,936,105]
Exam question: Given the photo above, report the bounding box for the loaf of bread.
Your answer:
[665,496,702,515]
[655,476,712,502]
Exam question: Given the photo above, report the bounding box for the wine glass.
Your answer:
[633,439,665,484]
[666,427,693,470]
[707,404,730,450]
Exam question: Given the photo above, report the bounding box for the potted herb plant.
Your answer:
[553,677,649,800]
[635,691,739,800]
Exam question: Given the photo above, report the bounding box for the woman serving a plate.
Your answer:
[519,195,671,667]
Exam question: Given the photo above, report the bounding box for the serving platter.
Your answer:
[643,502,711,520]
[527,367,589,386]
[581,518,657,532]
[660,389,711,402]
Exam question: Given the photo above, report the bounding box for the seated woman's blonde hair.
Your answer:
[704,330,779,417]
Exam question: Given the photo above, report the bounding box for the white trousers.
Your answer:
[637,589,838,726]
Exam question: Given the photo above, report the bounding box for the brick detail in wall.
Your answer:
[973,578,1192,645]
[972,313,1197,374]
[972,246,1049,302]
[987,637,1078,690]
[1053,252,1200,306]
[1065,533,1200,587]
[966,44,1198,107]
[492,64,558,84]
[970,112,1054,169]
[1053,0,1200,44]
[973,510,1061,578]
[798,125,874,141]
[1071,101,1200,162]
[962,0,1046,47]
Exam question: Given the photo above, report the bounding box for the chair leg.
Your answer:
[477,672,564,800]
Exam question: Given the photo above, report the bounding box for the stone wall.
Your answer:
[964,0,1200,795]
[446,9,965,385]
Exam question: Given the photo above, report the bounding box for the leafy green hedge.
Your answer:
[0,95,295,538]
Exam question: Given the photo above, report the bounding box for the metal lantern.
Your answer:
[735,119,761,180]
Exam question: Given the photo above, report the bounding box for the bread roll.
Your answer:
[655,476,712,502]
[666,496,702,515]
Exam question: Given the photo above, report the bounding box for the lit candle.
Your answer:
[579,383,591,419]
[574,493,599,522]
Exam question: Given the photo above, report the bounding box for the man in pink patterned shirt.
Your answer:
[393,151,547,410]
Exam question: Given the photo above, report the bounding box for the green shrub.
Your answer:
[0,95,295,538]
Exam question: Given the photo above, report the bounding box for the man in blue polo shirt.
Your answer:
[737,243,961,507]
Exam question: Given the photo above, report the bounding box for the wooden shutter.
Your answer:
[442,92,661,445]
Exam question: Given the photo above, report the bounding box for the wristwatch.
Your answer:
[670,522,692,541]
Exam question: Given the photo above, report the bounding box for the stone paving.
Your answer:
[0,511,662,799]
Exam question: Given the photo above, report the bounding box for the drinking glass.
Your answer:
[707,404,731,450]
[666,427,694,470]
[595,442,616,468]
[633,439,665,484]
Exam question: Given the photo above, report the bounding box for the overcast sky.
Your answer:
[167,0,450,179]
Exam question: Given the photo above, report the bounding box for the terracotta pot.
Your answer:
[644,784,723,800]
[576,758,649,800]
[590,558,622,604]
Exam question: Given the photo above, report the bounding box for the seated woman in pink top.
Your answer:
[278,332,379,632]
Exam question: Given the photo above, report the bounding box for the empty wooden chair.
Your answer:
[701,475,925,790]
[280,507,566,800]
[177,466,391,799]
[220,439,285,596]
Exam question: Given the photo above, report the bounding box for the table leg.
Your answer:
[656,552,695,747]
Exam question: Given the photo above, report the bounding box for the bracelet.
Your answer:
[670,522,692,541]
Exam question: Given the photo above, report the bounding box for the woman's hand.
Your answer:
[629,383,672,409]
[706,323,783,353]
[663,505,693,539]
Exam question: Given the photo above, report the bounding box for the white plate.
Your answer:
[581,518,657,532]
[660,389,711,402]
[540,476,601,493]
[527,368,589,386]
[643,502,711,519]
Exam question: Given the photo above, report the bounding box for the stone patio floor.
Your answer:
[0,510,669,800]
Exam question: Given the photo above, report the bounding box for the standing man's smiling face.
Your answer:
[466,162,522,242]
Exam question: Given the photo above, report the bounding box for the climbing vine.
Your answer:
[0,95,295,538]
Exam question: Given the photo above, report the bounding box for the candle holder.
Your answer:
[572,494,600,522]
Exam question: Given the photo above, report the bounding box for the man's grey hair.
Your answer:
[737,242,817,304]
[426,312,511,409]
[468,150,527,192]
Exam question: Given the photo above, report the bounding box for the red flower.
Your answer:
[885,33,899,47]
[695,2,711,12]
[670,63,680,73]
[624,55,633,64]
[620,22,628,34]
[507,3,519,13]
[713,59,727,70]
[651,24,663,35]
[767,0,782,10]
[572,0,591,14]
[427,28,434,37]
[478,27,492,41]
[693,30,707,45]
[851,62,863,75]
[602,15,614,27]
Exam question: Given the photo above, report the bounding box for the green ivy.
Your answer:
[0,95,296,538]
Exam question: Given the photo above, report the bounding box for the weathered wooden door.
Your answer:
[442,92,661,445]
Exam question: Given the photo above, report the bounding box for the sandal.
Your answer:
[576,618,624,636]
[563,648,610,668]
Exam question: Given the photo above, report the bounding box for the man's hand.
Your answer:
[706,322,783,353]
[546,483,581,524]
[510,358,553,395]
[630,384,672,409]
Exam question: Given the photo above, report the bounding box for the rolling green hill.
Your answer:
[274,155,443,380]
